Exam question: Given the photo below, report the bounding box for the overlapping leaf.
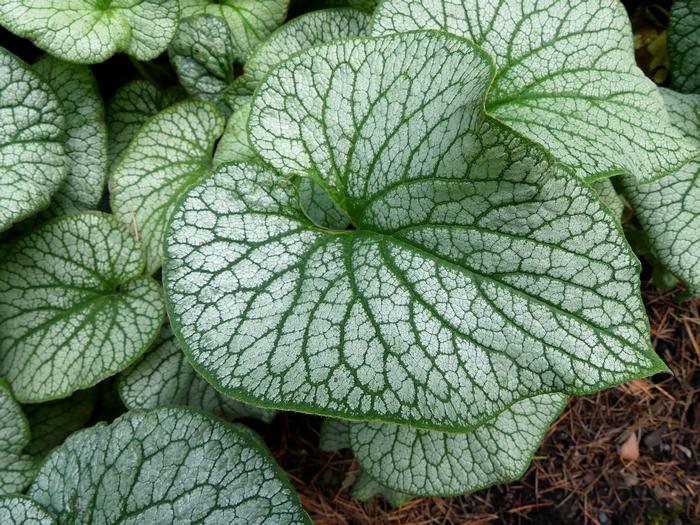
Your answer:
[23,389,96,457]
[165,32,664,432]
[0,0,180,64]
[110,100,224,274]
[0,496,55,525]
[297,177,352,231]
[169,14,237,104]
[29,408,311,524]
[321,393,566,496]
[230,8,371,102]
[213,8,371,158]
[119,325,276,423]
[213,99,256,166]
[319,419,352,452]
[171,2,302,112]
[668,0,700,94]
[33,56,107,214]
[371,0,693,182]
[213,7,370,120]
[348,0,378,10]
[0,47,66,232]
[352,469,413,507]
[214,101,421,234]
[622,90,700,289]
[313,0,378,10]
[0,213,164,403]
[180,0,289,62]
[106,80,186,169]
[0,380,35,495]
[349,394,566,495]
[321,419,414,504]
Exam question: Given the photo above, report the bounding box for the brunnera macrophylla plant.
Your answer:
[162,26,675,497]
[0,0,698,519]
[619,0,700,294]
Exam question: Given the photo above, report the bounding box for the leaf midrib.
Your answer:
[3,291,117,349]
[328,227,648,358]
[306,165,644,351]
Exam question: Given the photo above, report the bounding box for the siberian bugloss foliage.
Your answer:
[0,0,698,521]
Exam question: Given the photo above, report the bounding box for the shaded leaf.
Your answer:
[0,380,35,495]
[621,90,700,289]
[33,56,107,214]
[107,80,186,170]
[352,469,414,507]
[169,14,237,104]
[23,389,97,458]
[668,0,700,93]
[180,0,289,62]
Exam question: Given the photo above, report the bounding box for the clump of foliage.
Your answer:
[0,0,698,521]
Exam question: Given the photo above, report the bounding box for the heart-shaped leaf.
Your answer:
[371,0,694,182]
[106,80,186,169]
[0,0,180,64]
[622,90,700,288]
[0,47,66,232]
[33,56,107,215]
[669,0,700,94]
[119,325,276,423]
[29,408,311,524]
[164,32,664,432]
[0,380,35,495]
[0,213,164,403]
[0,496,55,525]
[110,100,224,274]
